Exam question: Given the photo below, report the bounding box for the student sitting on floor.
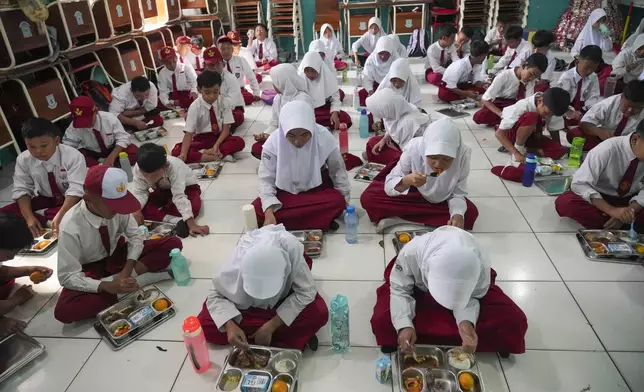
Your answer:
[1,118,86,236]
[196,223,327,351]
[571,8,613,57]
[567,81,644,151]
[54,166,182,323]
[488,26,532,77]
[251,101,350,231]
[0,212,53,338]
[556,121,644,230]
[108,76,163,131]
[248,24,278,69]
[187,36,205,73]
[473,53,547,127]
[320,23,347,71]
[389,34,408,59]
[554,45,602,126]
[370,226,527,355]
[611,35,644,85]
[202,46,245,130]
[171,71,245,164]
[361,118,478,233]
[494,88,570,161]
[509,30,556,91]
[217,35,261,105]
[298,51,352,130]
[158,46,198,110]
[359,36,399,106]
[377,58,422,108]
[365,88,431,165]
[174,35,193,65]
[351,17,385,67]
[425,23,459,86]
[132,143,209,238]
[308,39,336,74]
[438,40,489,103]
[455,26,474,58]
[64,96,137,168]
[485,14,510,56]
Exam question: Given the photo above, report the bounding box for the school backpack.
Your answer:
[80,80,112,111]
[407,28,430,58]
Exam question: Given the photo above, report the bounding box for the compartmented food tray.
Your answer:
[393,345,485,392]
[19,229,57,255]
[534,176,572,196]
[392,229,432,254]
[160,109,184,119]
[576,229,644,265]
[290,229,324,258]
[436,108,470,119]
[354,162,386,183]
[94,285,176,350]
[215,345,302,392]
[134,127,168,142]
[0,332,46,384]
[189,162,224,179]
[143,220,176,240]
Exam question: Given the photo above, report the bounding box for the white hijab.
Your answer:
[365,17,385,50]
[298,51,339,108]
[364,36,398,83]
[376,58,421,107]
[319,23,342,57]
[308,39,335,71]
[388,34,408,58]
[270,63,313,116]
[366,88,430,148]
[571,9,610,56]
[624,19,644,49]
[263,100,338,194]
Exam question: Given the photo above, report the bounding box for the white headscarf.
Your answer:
[364,36,398,83]
[365,17,385,50]
[270,64,312,117]
[624,19,644,49]
[262,100,338,194]
[366,88,430,148]
[388,34,408,58]
[308,39,335,71]
[376,58,421,107]
[298,51,339,108]
[319,23,342,58]
[571,9,609,56]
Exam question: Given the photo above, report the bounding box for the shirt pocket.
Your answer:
[104,132,115,146]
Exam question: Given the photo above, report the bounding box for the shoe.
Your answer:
[381,346,397,354]
[175,220,189,238]
[329,221,340,231]
[306,335,319,351]
[497,146,508,153]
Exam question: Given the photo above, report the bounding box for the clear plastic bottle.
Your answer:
[344,205,358,244]
[356,69,363,87]
[359,109,369,139]
[182,316,211,373]
[339,123,349,154]
[330,294,350,354]
[139,225,149,239]
[170,248,191,286]
[568,137,585,168]
[353,87,360,110]
[118,152,133,182]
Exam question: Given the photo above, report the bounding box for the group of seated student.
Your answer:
[425,24,474,86]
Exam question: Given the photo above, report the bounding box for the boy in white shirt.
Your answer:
[485,15,511,55]
[64,96,137,168]
[425,24,459,86]
[132,143,209,238]
[187,36,205,73]
[174,35,193,65]
[171,71,245,164]
[438,40,489,102]
[108,76,163,131]
[1,118,86,236]
[248,24,278,69]
[509,30,556,91]
[455,27,474,58]
[53,166,182,323]
[488,26,532,76]
[567,81,644,151]
[157,46,198,110]
[202,46,246,130]
[217,35,261,105]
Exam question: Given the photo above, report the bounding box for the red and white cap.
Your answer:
[175,35,192,46]
[159,46,177,61]
[84,166,140,214]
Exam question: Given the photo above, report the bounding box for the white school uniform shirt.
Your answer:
[426,41,459,74]
[481,68,535,102]
[132,156,199,221]
[389,226,491,331]
[183,51,204,72]
[442,56,485,89]
[109,81,159,115]
[249,38,278,62]
[12,144,87,201]
[581,95,644,136]
[185,96,234,135]
[499,93,566,131]
[485,28,502,46]
[351,17,385,54]
[220,70,245,107]
[224,55,261,95]
[510,49,556,81]
[611,35,644,83]
[571,135,644,205]
[490,39,532,75]
[554,68,601,111]
[157,62,198,107]
[571,8,612,57]
[57,201,145,293]
[63,111,131,153]
[206,224,317,330]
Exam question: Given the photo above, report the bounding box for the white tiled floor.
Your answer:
[2,55,643,392]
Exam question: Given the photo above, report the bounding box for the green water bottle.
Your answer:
[568,137,585,168]
[342,69,348,83]
[486,54,495,72]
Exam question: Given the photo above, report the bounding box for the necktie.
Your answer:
[210,105,219,133]
[439,49,445,67]
[614,115,630,137]
[195,56,201,71]
[92,129,108,154]
[507,51,517,69]
[618,158,640,197]
[517,82,526,100]
[572,79,583,111]
[99,225,111,256]
[179,56,184,63]
[458,47,463,58]
[259,42,263,59]
[171,74,178,96]
[226,61,232,73]
[47,171,64,204]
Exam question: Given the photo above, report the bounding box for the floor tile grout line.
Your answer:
[495,352,512,392]
[168,353,189,392]
[63,338,102,392]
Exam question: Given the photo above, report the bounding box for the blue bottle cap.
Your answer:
[347,205,355,213]
[525,153,537,163]
[361,109,367,115]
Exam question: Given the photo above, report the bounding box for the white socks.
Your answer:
[163,215,182,225]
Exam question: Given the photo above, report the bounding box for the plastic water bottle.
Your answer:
[353,87,360,110]
[568,137,585,168]
[118,152,133,182]
[330,294,350,354]
[170,248,191,286]
[604,74,617,97]
[522,154,537,187]
[339,123,349,154]
[342,69,348,83]
[344,205,358,244]
[359,109,369,139]
[182,316,211,373]
[139,225,149,239]
[356,69,363,87]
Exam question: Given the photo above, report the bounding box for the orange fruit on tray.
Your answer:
[153,298,169,311]
[397,233,411,244]
[458,372,475,390]
[150,234,163,240]
[271,380,288,392]
[29,271,45,283]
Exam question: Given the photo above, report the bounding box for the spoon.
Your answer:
[405,340,419,361]
[630,220,638,242]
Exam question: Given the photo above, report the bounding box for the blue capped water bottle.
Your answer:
[522,153,537,187]
[170,248,191,286]
[330,294,350,354]
[359,109,369,138]
[344,205,358,244]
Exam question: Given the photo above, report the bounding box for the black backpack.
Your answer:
[407,28,430,58]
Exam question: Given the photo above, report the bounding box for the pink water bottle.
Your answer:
[182,316,211,373]
[339,123,349,154]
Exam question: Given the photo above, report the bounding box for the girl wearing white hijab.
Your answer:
[320,23,347,71]
[298,52,352,130]
[251,100,350,231]
[611,35,644,84]
[361,118,478,233]
[365,88,430,164]
[623,19,644,50]
[308,39,335,71]
[389,34,408,59]
[358,36,398,106]
[571,9,613,57]
[352,16,385,67]
[251,64,314,159]
[370,226,528,355]
[197,224,328,350]
[376,58,422,108]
